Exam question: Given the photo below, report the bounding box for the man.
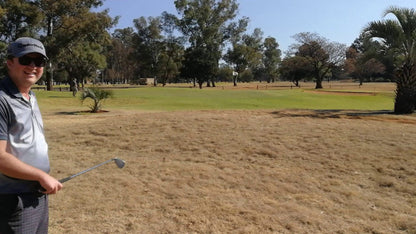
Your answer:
[0,37,62,233]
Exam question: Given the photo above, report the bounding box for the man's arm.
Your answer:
[0,140,62,194]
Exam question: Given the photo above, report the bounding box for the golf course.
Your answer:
[37,82,416,233]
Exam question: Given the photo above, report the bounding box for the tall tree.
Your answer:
[132,16,164,83]
[106,28,136,84]
[262,37,281,83]
[50,8,113,90]
[37,0,111,90]
[174,0,240,88]
[364,6,416,113]
[224,28,262,85]
[159,12,185,86]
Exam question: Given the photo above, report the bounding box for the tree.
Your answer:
[262,37,281,83]
[0,1,114,90]
[132,16,164,83]
[80,86,113,113]
[181,46,215,88]
[0,0,42,41]
[174,0,240,88]
[297,41,331,89]
[345,46,385,85]
[159,12,185,86]
[224,28,263,86]
[65,40,107,89]
[158,40,184,86]
[279,56,312,86]
[364,6,416,113]
[36,0,113,90]
[106,28,136,84]
[56,10,113,90]
[347,32,394,83]
[290,32,346,89]
[0,0,43,75]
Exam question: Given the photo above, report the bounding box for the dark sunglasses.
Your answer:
[18,56,47,67]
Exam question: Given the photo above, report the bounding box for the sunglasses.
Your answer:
[18,56,47,67]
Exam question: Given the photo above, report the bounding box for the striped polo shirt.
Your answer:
[0,76,50,194]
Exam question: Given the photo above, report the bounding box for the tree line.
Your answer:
[1,1,415,113]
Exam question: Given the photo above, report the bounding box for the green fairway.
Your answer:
[35,86,395,112]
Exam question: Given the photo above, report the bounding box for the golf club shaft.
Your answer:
[58,159,115,183]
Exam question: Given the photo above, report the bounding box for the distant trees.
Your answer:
[1,1,416,114]
[225,28,281,85]
[344,44,386,86]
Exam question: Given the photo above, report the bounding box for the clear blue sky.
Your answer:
[97,0,416,53]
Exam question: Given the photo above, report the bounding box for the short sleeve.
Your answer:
[0,97,10,141]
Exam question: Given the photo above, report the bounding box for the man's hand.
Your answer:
[38,173,63,194]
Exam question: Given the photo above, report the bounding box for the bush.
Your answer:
[80,87,113,113]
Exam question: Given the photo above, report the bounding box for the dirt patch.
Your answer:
[45,109,416,233]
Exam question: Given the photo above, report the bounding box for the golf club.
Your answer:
[58,158,126,183]
[38,158,125,192]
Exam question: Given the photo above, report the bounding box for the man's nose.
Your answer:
[28,61,36,67]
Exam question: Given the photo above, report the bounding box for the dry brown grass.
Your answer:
[44,109,416,233]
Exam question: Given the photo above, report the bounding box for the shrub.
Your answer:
[80,87,113,113]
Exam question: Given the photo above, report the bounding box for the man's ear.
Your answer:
[6,58,14,69]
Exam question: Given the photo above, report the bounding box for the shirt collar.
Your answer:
[1,76,34,99]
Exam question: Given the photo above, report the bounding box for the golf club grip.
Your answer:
[59,177,72,183]
[37,177,68,193]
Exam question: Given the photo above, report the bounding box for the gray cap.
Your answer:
[7,37,48,59]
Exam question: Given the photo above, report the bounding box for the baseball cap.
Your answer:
[7,37,48,59]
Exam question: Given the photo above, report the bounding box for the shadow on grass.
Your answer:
[55,110,109,115]
[270,109,416,125]
[271,109,394,119]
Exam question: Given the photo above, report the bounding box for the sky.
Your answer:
[96,0,416,53]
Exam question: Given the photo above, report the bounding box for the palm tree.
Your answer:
[80,87,113,113]
[364,6,416,114]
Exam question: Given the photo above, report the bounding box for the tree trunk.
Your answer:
[394,87,416,113]
[394,61,416,114]
[315,78,323,89]
[46,65,53,91]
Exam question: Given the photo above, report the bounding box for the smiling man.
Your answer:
[0,37,62,233]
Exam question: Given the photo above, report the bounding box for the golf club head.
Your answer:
[113,158,126,168]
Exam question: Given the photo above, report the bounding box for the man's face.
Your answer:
[7,53,45,89]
